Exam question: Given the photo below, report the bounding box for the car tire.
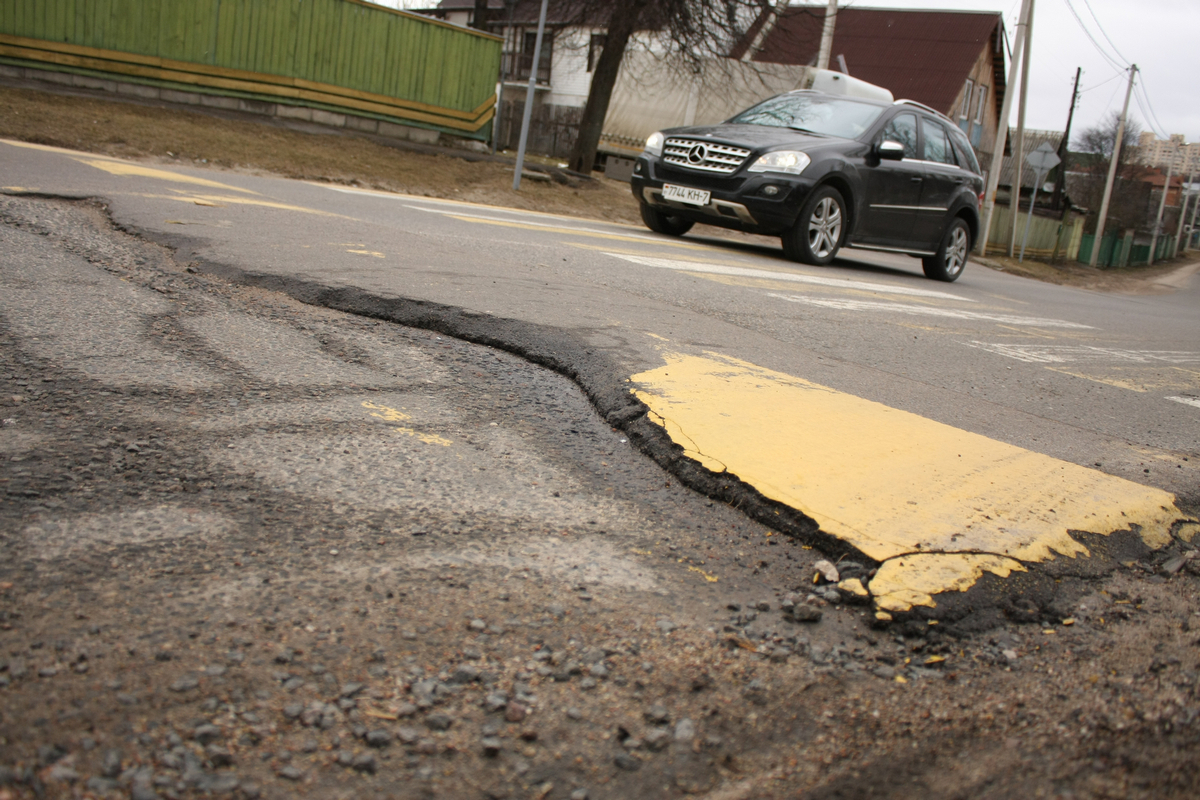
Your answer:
[782,185,845,265]
[923,218,971,282]
[640,203,695,236]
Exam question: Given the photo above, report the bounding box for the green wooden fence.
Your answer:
[0,0,501,139]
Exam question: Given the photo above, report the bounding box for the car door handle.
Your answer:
[911,176,923,182]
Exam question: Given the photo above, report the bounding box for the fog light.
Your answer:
[761,185,780,196]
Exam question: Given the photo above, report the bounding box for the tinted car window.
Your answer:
[947,125,981,174]
[728,94,884,139]
[879,113,918,158]
[922,120,955,165]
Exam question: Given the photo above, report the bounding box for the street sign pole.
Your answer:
[1019,142,1061,262]
[512,0,549,192]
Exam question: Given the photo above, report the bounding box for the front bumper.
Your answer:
[630,156,813,234]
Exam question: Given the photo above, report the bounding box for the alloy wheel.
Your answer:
[807,197,842,259]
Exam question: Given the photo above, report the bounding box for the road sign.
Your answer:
[1026,141,1061,183]
[1019,143,1063,262]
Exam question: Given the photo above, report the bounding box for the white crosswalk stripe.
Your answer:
[608,254,970,300]
[768,293,1091,328]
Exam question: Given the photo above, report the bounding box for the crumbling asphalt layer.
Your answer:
[1,195,1199,800]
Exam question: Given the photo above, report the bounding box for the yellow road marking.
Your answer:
[630,352,1185,611]
[687,565,720,583]
[362,401,451,446]
[347,249,385,258]
[74,158,260,194]
[133,192,345,217]
[2,138,125,158]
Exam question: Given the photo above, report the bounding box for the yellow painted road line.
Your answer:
[130,193,349,218]
[608,254,970,301]
[3,137,128,159]
[630,352,1186,612]
[74,158,261,194]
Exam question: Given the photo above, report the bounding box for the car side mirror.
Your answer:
[877,140,905,161]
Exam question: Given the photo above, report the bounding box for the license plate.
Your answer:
[662,183,711,206]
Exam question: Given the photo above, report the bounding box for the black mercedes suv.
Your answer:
[630,91,985,282]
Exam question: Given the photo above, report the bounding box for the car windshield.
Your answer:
[728,94,884,139]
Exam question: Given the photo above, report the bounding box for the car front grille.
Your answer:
[662,138,751,174]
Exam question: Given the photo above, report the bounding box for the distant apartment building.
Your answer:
[1138,132,1200,175]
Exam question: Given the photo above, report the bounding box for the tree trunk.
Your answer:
[471,0,490,31]
[567,0,647,174]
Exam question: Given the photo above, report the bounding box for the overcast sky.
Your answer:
[380,0,1197,146]
[853,0,1199,145]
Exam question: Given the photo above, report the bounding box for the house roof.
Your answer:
[426,0,614,26]
[732,7,1004,116]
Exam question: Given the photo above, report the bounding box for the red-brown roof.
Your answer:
[733,7,1004,116]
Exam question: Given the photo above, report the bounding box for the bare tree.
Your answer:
[1072,111,1152,233]
[566,0,779,174]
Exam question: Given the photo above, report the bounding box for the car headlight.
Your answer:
[747,151,811,175]
[644,131,665,157]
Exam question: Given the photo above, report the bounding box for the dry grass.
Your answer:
[2,84,1196,292]
[0,85,643,224]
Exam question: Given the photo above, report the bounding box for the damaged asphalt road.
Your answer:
[2,194,1200,800]
[4,139,1200,624]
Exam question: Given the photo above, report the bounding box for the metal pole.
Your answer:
[1089,64,1137,267]
[512,0,549,192]
[1008,0,1034,257]
[816,0,838,71]
[1174,173,1194,256]
[1189,170,1200,251]
[977,0,1033,256]
[1149,146,1174,265]
[1019,179,1040,262]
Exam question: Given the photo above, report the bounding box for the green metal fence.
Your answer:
[0,0,501,139]
[1077,232,1177,268]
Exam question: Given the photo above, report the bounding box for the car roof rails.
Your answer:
[894,99,952,122]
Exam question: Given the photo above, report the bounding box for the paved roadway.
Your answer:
[3,138,1198,614]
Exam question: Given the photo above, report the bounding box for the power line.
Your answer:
[1061,0,1127,72]
[1134,82,1170,139]
[1079,71,1122,95]
[1079,0,1130,67]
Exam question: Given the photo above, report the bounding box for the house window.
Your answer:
[960,80,974,120]
[587,33,606,72]
[508,29,553,84]
[974,85,988,125]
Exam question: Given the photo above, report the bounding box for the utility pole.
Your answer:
[816,0,838,71]
[1008,0,1035,257]
[1189,169,1200,251]
[1089,64,1137,268]
[977,0,1034,256]
[1149,149,1175,265]
[743,0,790,62]
[1174,169,1195,256]
[1051,67,1081,212]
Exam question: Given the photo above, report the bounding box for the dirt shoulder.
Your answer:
[3,82,1196,295]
